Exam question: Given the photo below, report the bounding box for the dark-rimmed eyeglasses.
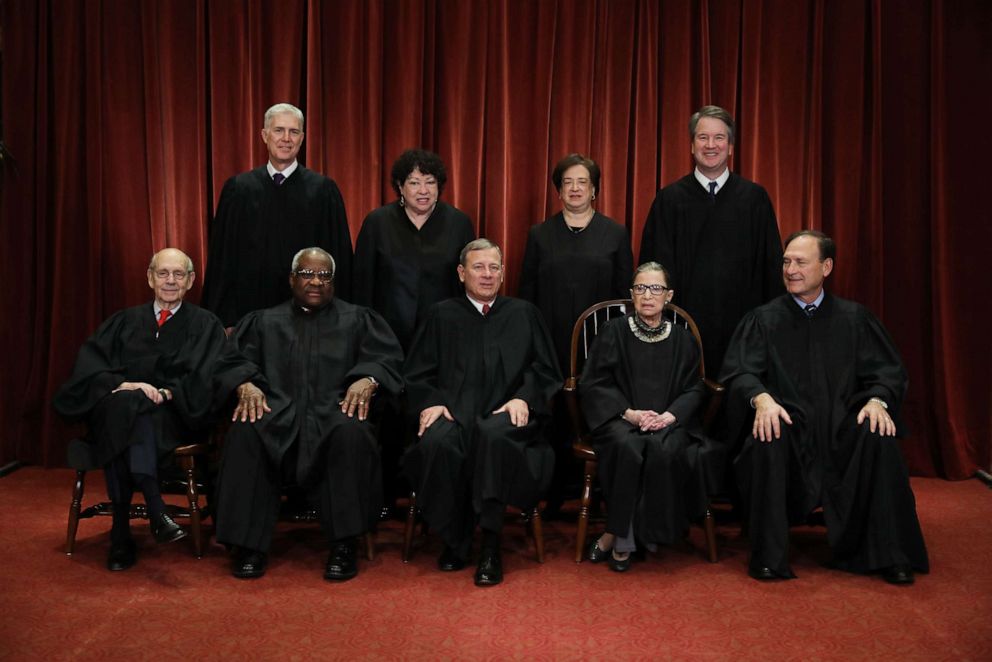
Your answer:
[293,269,333,283]
[631,284,671,296]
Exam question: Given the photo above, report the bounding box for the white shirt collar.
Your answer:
[792,289,825,310]
[153,301,182,316]
[694,167,730,194]
[466,294,496,315]
[267,160,299,180]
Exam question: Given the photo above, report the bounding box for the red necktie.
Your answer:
[482,303,490,316]
[157,309,171,327]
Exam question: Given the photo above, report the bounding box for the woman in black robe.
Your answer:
[518,154,633,515]
[579,262,710,572]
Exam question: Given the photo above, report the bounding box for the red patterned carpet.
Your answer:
[0,468,990,661]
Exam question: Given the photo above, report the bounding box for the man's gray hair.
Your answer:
[291,247,335,277]
[689,105,735,144]
[459,238,503,266]
[148,248,194,273]
[264,103,305,130]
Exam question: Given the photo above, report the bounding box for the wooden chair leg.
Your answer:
[364,532,375,561]
[575,461,595,563]
[530,507,545,563]
[66,470,86,556]
[402,491,417,563]
[703,506,718,563]
[180,455,204,559]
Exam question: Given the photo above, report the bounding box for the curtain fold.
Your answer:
[2,0,988,478]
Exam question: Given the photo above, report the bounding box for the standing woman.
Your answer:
[519,153,633,513]
[353,149,475,350]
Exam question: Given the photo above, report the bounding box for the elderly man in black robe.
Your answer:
[214,247,403,582]
[54,248,241,571]
[719,230,928,584]
[403,238,562,587]
[202,102,353,327]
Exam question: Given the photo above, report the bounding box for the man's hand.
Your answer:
[418,405,454,436]
[752,393,792,442]
[112,381,164,405]
[340,377,378,421]
[233,382,271,423]
[493,398,529,427]
[857,400,896,437]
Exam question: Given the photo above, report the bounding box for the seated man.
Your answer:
[719,230,929,584]
[54,248,241,571]
[214,247,403,581]
[403,238,562,587]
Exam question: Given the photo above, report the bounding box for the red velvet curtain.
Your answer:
[2,0,988,477]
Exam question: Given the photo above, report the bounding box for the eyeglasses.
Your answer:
[152,270,190,281]
[631,284,671,296]
[293,269,333,283]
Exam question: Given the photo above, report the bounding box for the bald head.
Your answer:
[147,248,196,309]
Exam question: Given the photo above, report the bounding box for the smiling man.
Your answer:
[202,103,353,327]
[719,231,929,584]
[402,239,561,586]
[213,247,403,582]
[639,105,783,379]
[54,248,243,571]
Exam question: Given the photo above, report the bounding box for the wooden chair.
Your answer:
[402,494,545,564]
[65,438,211,558]
[563,300,725,563]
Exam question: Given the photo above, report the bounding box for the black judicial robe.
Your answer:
[519,212,633,373]
[231,299,404,484]
[53,303,240,466]
[719,293,928,573]
[580,317,714,544]
[353,200,474,351]
[202,165,353,326]
[403,297,562,514]
[639,173,783,377]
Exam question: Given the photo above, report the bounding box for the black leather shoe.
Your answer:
[881,565,915,585]
[748,566,781,581]
[232,548,268,579]
[438,545,467,572]
[324,540,358,581]
[608,551,631,573]
[587,539,611,564]
[150,513,187,544]
[106,538,137,571]
[474,548,503,587]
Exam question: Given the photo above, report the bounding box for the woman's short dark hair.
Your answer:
[551,153,601,196]
[391,149,448,196]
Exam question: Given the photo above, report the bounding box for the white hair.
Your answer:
[264,103,304,130]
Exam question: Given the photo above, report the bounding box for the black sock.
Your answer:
[481,529,501,552]
[135,473,166,520]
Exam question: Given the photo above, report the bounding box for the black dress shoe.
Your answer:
[587,539,611,564]
[324,540,358,582]
[608,551,631,573]
[437,545,467,572]
[150,513,187,544]
[232,548,268,579]
[106,538,137,571]
[748,566,781,581]
[474,548,503,587]
[881,565,915,585]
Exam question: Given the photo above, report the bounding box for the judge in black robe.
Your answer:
[202,103,353,326]
[719,231,928,583]
[214,247,403,581]
[639,107,782,379]
[53,248,242,570]
[402,239,561,586]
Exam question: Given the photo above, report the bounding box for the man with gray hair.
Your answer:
[203,102,353,327]
[640,105,783,379]
[402,239,561,586]
[54,248,243,571]
[214,247,404,582]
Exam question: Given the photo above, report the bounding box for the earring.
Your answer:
[399,197,405,207]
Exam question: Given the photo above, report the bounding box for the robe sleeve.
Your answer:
[612,225,634,299]
[323,179,353,302]
[849,307,909,417]
[202,176,242,326]
[351,211,378,307]
[343,308,405,396]
[717,311,772,437]
[512,306,564,416]
[638,190,672,266]
[52,312,130,421]
[403,305,446,412]
[578,321,630,431]
[754,188,785,303]
[517,225,540,303]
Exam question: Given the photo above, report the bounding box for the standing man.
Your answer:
[203,103,353,327]
[214,248,403,582]
[54,248,243,571]
[403,239,561,587]
[640,105,783,378]
[719,231,928,584]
